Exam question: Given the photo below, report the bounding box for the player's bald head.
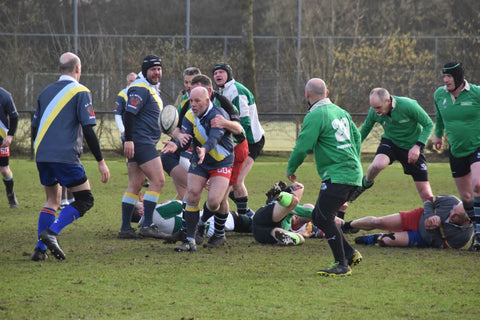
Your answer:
[190,86,209,100]
[305,78,328,103]
[59,52,80,74]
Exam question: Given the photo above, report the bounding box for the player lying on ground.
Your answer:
[344,195,473,249]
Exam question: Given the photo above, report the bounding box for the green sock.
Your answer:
[277,192,293,207]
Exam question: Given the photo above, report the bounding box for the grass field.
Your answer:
[0,155,478,320]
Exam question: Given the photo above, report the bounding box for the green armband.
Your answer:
[277,192,293,207]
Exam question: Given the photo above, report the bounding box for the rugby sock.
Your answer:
[229,191,236,202]
[277,192,293,207]
[121,192,138,231]
[474,196,480,236]
[200,202,215,225]
[3,171,14,194]
[158,200,183,219]
[235,196,250,215]
[142,191,160,227]
[184,204,200,240]
[213,212,228,237]
[337,210,345,220]
[362,176,374,188]
[36,207,56,250]
[49,205,80,235]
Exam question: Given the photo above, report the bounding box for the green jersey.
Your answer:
[434,81,480,157]
[360,95,433,150]
[287,98,363,186]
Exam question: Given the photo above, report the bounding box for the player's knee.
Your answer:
[71,190,94,217]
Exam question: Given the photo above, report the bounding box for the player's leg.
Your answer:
[204,172,231,248]
[0,153,18,208]
[469,161,480,250]
[136,146,165,233]
[119,161,144,236]
[350,212,403,231]
[365,153,390,183]
[378,232,409,246]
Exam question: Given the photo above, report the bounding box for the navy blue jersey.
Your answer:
[0,87,19,141]
[33,76,96,164]
[182,101,234,170]
[114,87,128,117]
[125,77,163,145]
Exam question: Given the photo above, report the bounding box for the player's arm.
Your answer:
[83,125,110,183]
[359,108,375,142]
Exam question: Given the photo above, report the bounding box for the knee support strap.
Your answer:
[71,190,94,216]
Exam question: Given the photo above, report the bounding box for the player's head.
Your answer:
[450,202,470,226]
[126,72,137,86]
[141,55,162,84]
[212,62,233,87]
[59,52,81,79]
[369,87,392,116]
[442,62,464,91]
[183,67,201,94]
[189,86,210,117]
[305,78,328,104]
[191,74,213,96]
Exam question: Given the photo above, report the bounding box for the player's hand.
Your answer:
[123,141,134,159]
[286,173,296,183]
[98,159,110,183]
[432,136,443,151]
[1,135,13,147]
[407,145,420,163]
[424,215,441,229]
[177,132,192,147]
[161,140,178,153]
[196,146,206,164]
[211,114,227,129]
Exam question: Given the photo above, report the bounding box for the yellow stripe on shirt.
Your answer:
[34,84,89,156]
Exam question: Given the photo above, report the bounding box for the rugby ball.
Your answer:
[159,104,179,134]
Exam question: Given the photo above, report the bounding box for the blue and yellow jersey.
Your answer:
[33,77,96,164]
[125,78,163,145]
[181,102,234,170]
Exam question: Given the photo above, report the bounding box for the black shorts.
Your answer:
[312,181,355,229]
[252,204,279,244]
[448,147,480,178]
[127,143,159,165]
[248,135,265,160]
[376,138,429,181]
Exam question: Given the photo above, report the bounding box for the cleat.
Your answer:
[469,234,480,251]
[39,228,65,261]
[274,230,297,246]
[195,224,206,245]
[355,233,383,245]
[265,181,288,203]
[317,262,352,277]
[139,224,170,239]
[31,247,48,261]
[174,240,197,252]
[7,192,18,208]
[117,228,142,239]
[347,250,363,268]
[164,229,187,244]
[203,234,226,248]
